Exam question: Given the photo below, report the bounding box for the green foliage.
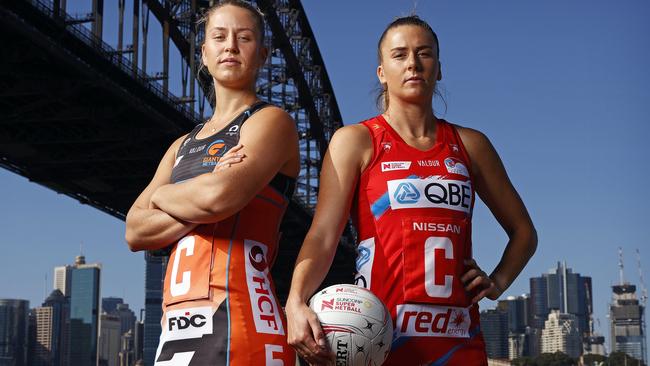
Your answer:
[513,352,646,366]
[607,351,645,366]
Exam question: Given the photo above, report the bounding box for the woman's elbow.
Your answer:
[125,229,144,252]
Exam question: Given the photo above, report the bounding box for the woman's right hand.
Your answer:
[286,299,334,366]
[213,144,245,171]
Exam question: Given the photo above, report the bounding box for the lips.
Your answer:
[405,76,424,83]
[219,57,240,64]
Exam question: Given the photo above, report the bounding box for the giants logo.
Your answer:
[244,240,285,335]
[164,306,213,341]
[387,178,472,213]
[395,304,470,338]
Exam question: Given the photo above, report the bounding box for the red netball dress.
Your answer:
[353,115,488,365]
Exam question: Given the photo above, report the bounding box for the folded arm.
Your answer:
[125,135,198,252]
[150,107,299,224]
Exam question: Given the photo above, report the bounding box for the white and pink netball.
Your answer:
[309,284,393,366]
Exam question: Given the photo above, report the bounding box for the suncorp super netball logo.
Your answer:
[444,157,469,177]
[244,240,285,335]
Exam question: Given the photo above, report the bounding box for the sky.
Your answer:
[1,0,649,355]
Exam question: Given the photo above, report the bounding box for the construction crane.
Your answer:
[637,248,648,307]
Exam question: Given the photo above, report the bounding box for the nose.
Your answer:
[224,33,239,54]
[407,51,422,71]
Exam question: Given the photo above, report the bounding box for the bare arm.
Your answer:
[124,136,198,252]
[458,127,538,302]
[150,107,299,224]
[286,125,372,364]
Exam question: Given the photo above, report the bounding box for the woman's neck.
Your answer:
[210,84,259,124]
[383,100,436,139]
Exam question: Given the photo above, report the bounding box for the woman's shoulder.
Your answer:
[448,122,491,153]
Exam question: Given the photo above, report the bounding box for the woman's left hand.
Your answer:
[461,259,503,304]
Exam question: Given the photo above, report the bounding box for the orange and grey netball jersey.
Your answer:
[155,102,297,366]
[352,116,488,365]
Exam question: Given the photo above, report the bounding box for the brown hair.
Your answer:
[197,0,266,105]
[375,15,442,112]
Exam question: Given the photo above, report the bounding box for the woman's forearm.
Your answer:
[489,225,538,292]
[125,207,198,251]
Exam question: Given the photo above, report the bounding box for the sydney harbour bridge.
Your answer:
[0,0,355,364]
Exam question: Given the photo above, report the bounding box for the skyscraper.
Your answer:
[113,303,136,337]
[0,299,29,366]
[609,283,646,363]
[497,295,530,333]
[541,310,582,358]
[143,252,166,366]
[53,266,72,298]
[529,262,592,336]
[102,297,124,315]
[98,313,121,366]
[32,290,68,366]
[480,308,509,359]
[68,255,101,366]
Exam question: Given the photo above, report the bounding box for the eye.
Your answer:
[392,52,406,59]
[418,51,432,57]
[238,35,251,41]
[212,34,225,40]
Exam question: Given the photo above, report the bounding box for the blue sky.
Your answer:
[1,0,648,355]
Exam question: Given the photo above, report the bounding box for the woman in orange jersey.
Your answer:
[285,16,537,365]
[125,1,299,365]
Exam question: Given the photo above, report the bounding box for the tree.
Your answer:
[533,352,577,366]
[608,351,646,366]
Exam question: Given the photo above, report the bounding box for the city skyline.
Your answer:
[1,0,649,360]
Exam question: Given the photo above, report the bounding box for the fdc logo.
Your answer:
[168,313,207,331]
[394,182,420,204]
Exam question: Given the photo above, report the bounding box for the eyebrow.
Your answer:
[208,26,255,33]
[390,45,434,52]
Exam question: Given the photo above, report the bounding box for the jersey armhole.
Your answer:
[450,123,475,181]
[358,119,383,177]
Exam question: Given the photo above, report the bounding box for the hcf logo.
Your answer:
[393,182,420,204]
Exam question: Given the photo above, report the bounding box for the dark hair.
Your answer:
[197,0,266,106]
[375,15,443,112]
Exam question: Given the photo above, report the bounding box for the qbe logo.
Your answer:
[394,182,420,204]
[164,306,213,341]
[387,177,472,213]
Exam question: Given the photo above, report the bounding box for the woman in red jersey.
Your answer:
[286,16,537,366]
[125,1,299,365]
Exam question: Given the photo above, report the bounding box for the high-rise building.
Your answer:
[31,289,68,366]
[497,295,530,334]
[119,330,135,366]
[133,319,144,365]
[68,255,101,366]
[0,299,30,366]
[53,266,72,298]
[609,283,646,363]
[529,262,592,336]
[102,298,124,315]
[143,252,166,366]
[114,304,136,337]
[98,313,122,366]
[481,308,509,359]
[540,310,582,358]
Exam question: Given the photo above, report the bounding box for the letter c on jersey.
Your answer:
[424,237,453,298]
[170,236,195,297]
